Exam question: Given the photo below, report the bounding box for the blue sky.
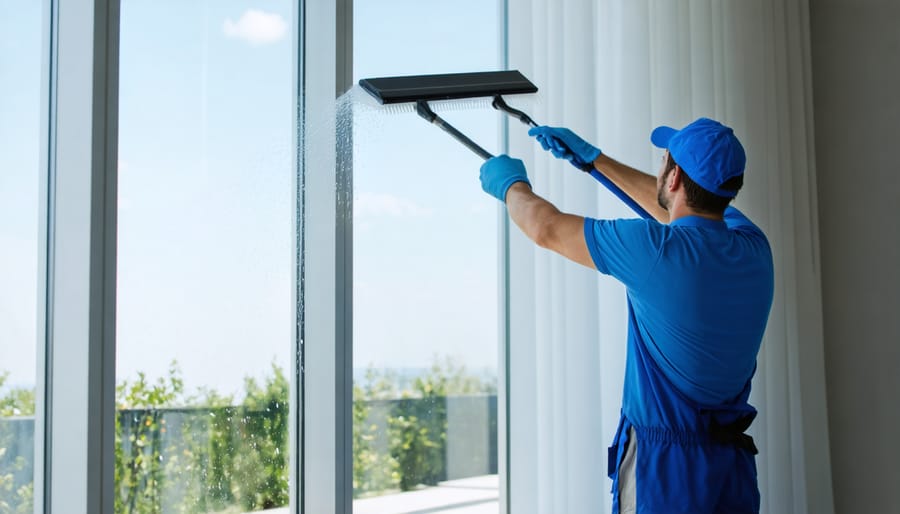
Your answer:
[0,1,41,389]
[1,0,503,397]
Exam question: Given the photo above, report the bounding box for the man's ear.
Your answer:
[668,165,683,192]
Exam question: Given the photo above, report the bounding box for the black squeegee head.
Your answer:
[359,70,538,105]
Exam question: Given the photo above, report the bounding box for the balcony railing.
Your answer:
[0,395,497,513]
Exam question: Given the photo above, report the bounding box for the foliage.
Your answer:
[114,361,293,513]
[389,406,443,491]
[352,381,399,497]
[0,356,497,510]
[412,356,497,397]
[178,405,239,513]
[0,373,35,514]
[115,361,187,514]
[355,356,496,495]
[232,363,289,510]
[0,373,34,418]
[0,451,33,514]
[177,384,238,512]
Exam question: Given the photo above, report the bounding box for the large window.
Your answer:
[351,1,503,512]
[0,2,43,512]
[115,1,294,511]
[17,0,512,510]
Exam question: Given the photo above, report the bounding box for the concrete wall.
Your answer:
[809,1,900,512]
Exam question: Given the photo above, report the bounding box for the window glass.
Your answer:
[351,1,502,512]
[116,1,293,511]
[0,2,43,511]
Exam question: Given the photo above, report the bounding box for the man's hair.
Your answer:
[666,153,742,214]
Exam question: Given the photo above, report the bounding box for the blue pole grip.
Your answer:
[556,142,653,220]
[586,168,653,220]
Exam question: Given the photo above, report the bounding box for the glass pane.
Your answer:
[116,1,294,512]
[350,1,501,512]
[0,2,43,511]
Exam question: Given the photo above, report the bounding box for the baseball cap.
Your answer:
[650,117,746,198]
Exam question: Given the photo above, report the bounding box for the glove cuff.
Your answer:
[500,177,531,202]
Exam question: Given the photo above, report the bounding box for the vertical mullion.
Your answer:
[301,0,351,512]
[335,0,353,511]
[34,0,55,510]
[43,0,120,512]
[499,1,511,513]
[292,0,306,512]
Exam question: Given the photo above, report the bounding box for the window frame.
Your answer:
[317,0,512,511]
[36,0,510,512]
[38,0,120,512]
[38,0,308,512]
[298,0,353,511]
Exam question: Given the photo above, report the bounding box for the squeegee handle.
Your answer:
[432,116,494,160]
[416,100,493,160]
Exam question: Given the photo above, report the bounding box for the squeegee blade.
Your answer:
[358,70,537,105]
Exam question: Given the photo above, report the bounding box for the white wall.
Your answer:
[809,1,900,512]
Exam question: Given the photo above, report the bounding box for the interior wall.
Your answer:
[809,1,900,512]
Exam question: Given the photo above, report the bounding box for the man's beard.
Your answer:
[657,167,673,210]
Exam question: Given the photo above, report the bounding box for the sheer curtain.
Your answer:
[505,1,834,513]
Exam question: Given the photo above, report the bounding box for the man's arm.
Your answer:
[504,182,596,269]
[592,154,669,223]
[526,126,669,223]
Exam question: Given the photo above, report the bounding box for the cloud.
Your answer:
[355,192,433,218]
[223,9,288,46]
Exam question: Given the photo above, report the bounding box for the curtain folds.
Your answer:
[506,1,833,513]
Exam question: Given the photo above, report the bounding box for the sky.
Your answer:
[0,0,503,398]
[0,1,42,390]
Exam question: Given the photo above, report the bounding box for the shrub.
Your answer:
[0,372,35,514]
[1,356,497,510]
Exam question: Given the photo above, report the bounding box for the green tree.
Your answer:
[232,361,289,510]
[0,373,34,418]
[353,379,399,497]
[115,361,186,514]
[0,372,35,514]
[355,357,497,494]
[1,355,499,509]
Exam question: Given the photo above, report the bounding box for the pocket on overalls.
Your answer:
[607,428,632,491]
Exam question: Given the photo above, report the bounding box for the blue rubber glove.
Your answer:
[527,126,602,170]
[480,155,531,202]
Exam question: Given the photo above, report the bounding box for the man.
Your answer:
[479,118,774,514]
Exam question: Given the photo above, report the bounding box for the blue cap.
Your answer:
[650,118,746,198]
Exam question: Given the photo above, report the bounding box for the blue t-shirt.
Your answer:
[584,206,774,406]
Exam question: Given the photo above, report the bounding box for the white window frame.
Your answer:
[35,0,509,512]
[35,1,310,513]
[499,3,511,511]
[298,0,353,511]
[301,0,512,512]
[37,0,120,512]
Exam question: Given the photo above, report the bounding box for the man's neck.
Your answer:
[666,201,724,224]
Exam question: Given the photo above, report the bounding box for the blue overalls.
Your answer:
[608,300,761,514]
[584,208,774,514]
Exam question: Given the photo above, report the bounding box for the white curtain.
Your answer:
[505,1,834,513]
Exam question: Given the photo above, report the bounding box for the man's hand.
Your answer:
[480,155,531,202]
[528,126,601,170]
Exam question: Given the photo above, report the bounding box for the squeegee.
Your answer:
[358,70,651,219]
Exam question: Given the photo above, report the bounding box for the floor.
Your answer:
[266,475,499,514]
